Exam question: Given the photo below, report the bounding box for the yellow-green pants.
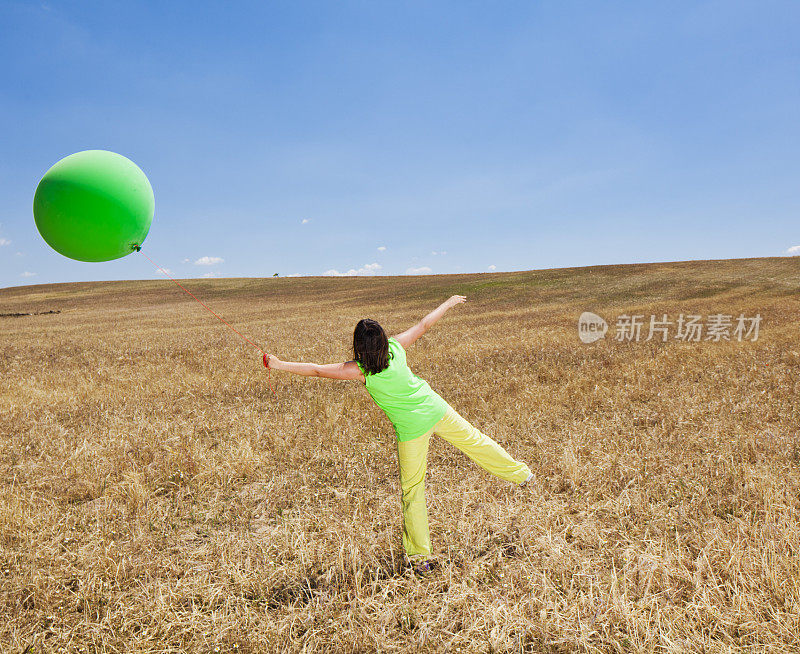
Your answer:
[396,405,532,557]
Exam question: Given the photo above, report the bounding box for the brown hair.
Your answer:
[353,319,391,375]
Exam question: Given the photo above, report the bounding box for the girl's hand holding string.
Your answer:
[264,353,281,369]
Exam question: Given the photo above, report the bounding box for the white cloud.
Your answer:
[20,271,37,278]
[194,256,224,266]
[201,271,219,278]
[286,273,302,277]
[159,268,174,276]
[301,218,310,224]
[405,266,432,275]
[488,264,497,271]
[15,251,23,257]
[0,238,10,246]
[324,262,382,277]
[787,245,800,255]
[431,250,447,256]
[182,258,190,263]
[377,246,386,252]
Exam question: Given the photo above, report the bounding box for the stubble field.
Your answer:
[1,257,799,653]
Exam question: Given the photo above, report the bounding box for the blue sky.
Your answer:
[1,1,799,287]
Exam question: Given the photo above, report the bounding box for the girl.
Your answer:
[264,295,532,563]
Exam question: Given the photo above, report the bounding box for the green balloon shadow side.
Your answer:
[33,150,155,262]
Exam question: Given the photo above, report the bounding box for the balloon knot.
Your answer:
[132,244,142,252]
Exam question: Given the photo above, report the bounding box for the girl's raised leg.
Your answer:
[433,406,531,484]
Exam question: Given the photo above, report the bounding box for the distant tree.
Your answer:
[273,273,279,277]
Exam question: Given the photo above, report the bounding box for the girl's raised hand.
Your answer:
[446,295,467,307]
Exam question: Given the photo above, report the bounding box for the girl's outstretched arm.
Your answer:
[265,356,365,381]
[393,295,466,348]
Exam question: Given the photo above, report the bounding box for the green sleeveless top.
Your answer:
[356,337,448,441]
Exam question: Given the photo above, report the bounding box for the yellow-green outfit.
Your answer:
[356,337,532,557]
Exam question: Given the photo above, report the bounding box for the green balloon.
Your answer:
[33,150,154,262]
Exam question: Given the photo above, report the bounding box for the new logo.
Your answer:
[578,311,608,343]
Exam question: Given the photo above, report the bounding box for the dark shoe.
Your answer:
[411,559,436,575]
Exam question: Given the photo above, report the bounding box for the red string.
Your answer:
[139,250,276,396]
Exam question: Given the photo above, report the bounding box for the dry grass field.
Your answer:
[1,257,799,653]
